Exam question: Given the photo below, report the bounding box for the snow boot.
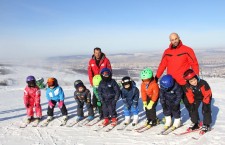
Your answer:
[111,117,117,126]
[132,115,139,126]
[102,118,110,126]
[124,116,131,125]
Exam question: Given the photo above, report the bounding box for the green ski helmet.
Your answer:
[93,75,102,87]
[140,68,153,80]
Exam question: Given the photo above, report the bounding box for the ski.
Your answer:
[192,128,214,140]
[93,124,108,131]
[40,118,53,127]
[174,128,201,136]
[19,118,35,128]
[104,124,116,132]
[66,116,87,127]
[134,124,148,131]
[59,118,68,126]
[136,125,152,133]
[86,118,101,126]
[117,124,129,131]
[32,119,41,127]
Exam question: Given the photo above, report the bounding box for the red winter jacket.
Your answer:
[156,41,199,85]
[88,53,112,86]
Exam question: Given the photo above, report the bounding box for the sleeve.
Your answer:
[187,48,199,75]
[113,80,121,101]
[141,83,147,102]
[159,90,166,105]
[34,88,41,105]
[59,87,65,101]
[200,81,212,104]
[132,88,139,106]
[86,90,92,104]
[46,89,51,101]
[151,83,159,102]
[174,85,183,105]
[88,60,94,86]
[185,86,195,104]
[156,50,168,78]
[23,88,29,106]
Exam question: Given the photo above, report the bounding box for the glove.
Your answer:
[97,101,102,107]
[147,100,155,110]
[203,103,210,113]
[172,104,179,111]
[143,101,147,110]
[162,103,167,110]
[48,101,55,109]
[189,103,195,112]
[58,101,64,109]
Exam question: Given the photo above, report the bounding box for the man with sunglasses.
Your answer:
[88,47,112,111]
[155,33,199,117]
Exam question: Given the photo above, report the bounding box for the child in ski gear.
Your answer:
[121,76,139,126]
[98,68,121,126]
[36,77,46,89]
[74,80,94,121]
[183,69,212,133]
[92,75,103,120]
[23,75,42,122]
[46,78,68,121]
[159,74,183,130]
[140,68,159,127]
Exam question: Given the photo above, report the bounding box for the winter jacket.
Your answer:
[121,85,139,107]
[141,79,159,102]
[23,86,41,106]
[88,53,112,86]
[156,40,199,85]
[74,88,92,104]
[46,86,65,102]
[98,79,121,102]
[184,79,212,104]
[159,82,183,107]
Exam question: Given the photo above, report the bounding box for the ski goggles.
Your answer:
[102,71,110,77]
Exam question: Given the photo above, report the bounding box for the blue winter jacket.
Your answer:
[46,86,65,102]
[159,82,183,107]
[98,79,121,102]
[121,85,139,107]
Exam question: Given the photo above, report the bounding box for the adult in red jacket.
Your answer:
[155,33,199,116]
[88,47,112,109]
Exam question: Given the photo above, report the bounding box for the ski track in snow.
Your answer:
[0,65,225,145]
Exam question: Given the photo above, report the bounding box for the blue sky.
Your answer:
[0,0,225,59]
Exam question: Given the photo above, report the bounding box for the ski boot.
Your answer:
[200,124,209,134]
[111,118,117,126]
[124,116,131,125]
[132,115,139,126]
[187,122,200,131]
[102,118,110,126]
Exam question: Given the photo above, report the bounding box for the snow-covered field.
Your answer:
[0,63,224,145]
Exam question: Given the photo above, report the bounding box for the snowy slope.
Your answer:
[0,64,224,145]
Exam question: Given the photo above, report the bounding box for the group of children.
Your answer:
[23,67,212,133]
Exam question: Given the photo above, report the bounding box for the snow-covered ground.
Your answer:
[0,63,224,145]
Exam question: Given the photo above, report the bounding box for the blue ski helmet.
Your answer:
[160,74,174,89]
[26,75,36,83]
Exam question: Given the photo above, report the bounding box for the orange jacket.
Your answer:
[185,79,212,104]
[156,41,199,85]
[141,79,159,102]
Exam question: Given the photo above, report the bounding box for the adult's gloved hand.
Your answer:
[48,101,55,109]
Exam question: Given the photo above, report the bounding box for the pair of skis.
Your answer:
[20,118,41,128]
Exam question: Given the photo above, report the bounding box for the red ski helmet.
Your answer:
[183,69,197,81]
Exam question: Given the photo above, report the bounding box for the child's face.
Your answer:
[78,86,84,92]
[49,86,55,89]
[124,83,130,89]
[142,79,150,85]
[189,77,198,86]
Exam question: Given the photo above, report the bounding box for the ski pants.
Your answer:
[102,100,117,119]
[26,97,42,118]
[144,98,158,121]
[123,105,139,116]
[77,101,94,117]
[163,104,181,119]
[92,91,97,108]
[190,100,212,125]
[181,85,191,117]
[47,100,68,117]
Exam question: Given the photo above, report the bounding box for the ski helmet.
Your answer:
[160,74,174,89]
[121,76,132,87]
[100,68,111,77]
[183,69,197,81]
[36,77,44,84]
[93,75,102,87]
[74,80,84,89]
[26,75,36,83]
[47,77,58,87]
[140,68,153,80]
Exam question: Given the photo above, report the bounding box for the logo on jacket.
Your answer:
[91,64,95,67]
